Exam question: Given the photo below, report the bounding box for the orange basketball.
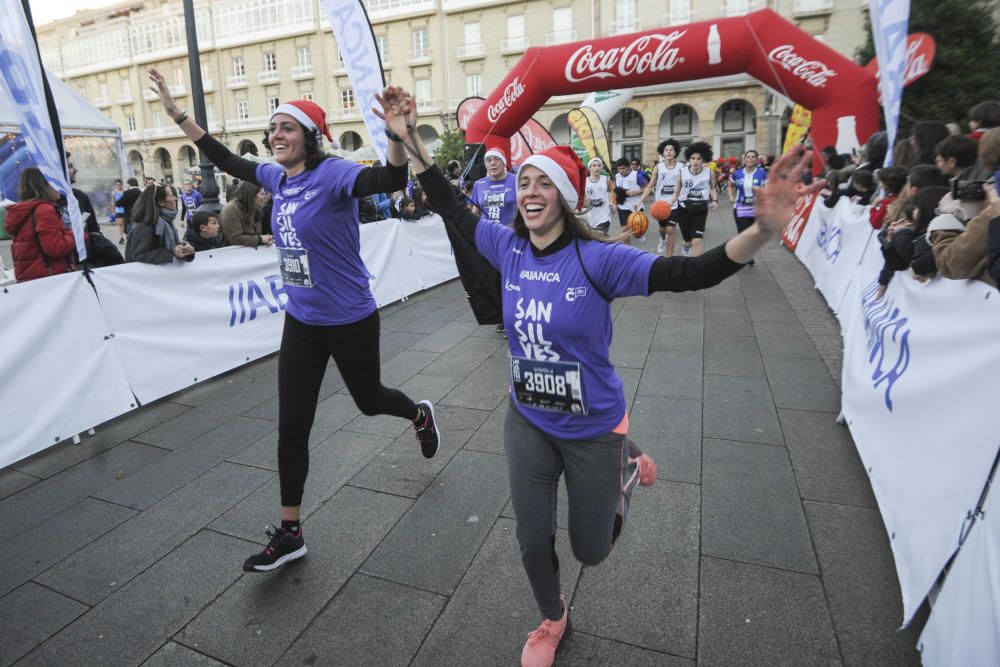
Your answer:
[649,199,672,222]
[627,211,649,237]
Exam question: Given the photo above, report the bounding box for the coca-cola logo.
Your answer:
[768,44,837,88]
[565,31,687,84]
[487,78,525,124]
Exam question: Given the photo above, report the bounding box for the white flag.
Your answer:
[869,0,910,166]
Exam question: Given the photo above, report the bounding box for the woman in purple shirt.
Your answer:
[379,86,824,667]
[148,70,441,574]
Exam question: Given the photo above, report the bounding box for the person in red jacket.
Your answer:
[3,167,79,282]
[869,165,908,231]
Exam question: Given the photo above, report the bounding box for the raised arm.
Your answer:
[639,168,658,204]
[351,86,412,197]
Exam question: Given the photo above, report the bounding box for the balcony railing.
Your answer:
[169,84,187,97]
[500,35,529,53]
[227,74,248,88]
[545,29,577,46]
[202,80,215,92]
[663,8,693,26]
[457,42,485,59]
[409,48,431,63]
[227,116,269,130]
[416,98,439,113]
[609,19,641,35]
[143,89,158,101]
[257,70,280,84]
[93,96,111,108]
[331,107,361,121]
[117,94,134,105]
[142,126,185,140]
[793,0,833,13]
[291,65,314,80]
[724,0,755,16]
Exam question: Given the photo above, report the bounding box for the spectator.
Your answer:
[412,186,432,216]
[823,169,875,208]
[117,177,141,242]
[934,135,979,178]
[968,100,1000,141]
[911,121,950,166]
[398,197,421,220]
[373,192,392,220]
[112,178,125,235]
[886,164,948,224]
[858,131,888,171]
[124,184,194,264]
[445,159,463,187]
[64,152,99,233]
[892,136,918,170]
[178,178,204,224]
[220,180,273,247]
[629,158,649,188]
[144,176,156,187]
[3,167,79,282]
[869,165,909,230]
[184,210,225,251]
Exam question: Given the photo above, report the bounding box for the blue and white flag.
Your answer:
[322,0,388,164]
[0,0,86,258]
[869,0,910,167]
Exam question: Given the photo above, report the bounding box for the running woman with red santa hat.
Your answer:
[376,85,825,667]
[148,69,441,574]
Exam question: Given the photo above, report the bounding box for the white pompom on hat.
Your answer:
[271,100,333,143]
[520,146,588,210]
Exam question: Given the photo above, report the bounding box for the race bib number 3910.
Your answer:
[278,247,314,287]
[511,356,586,414]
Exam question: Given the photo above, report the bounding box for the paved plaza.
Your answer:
[0,213,923,666]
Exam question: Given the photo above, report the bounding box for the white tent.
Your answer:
[0,70,118,134]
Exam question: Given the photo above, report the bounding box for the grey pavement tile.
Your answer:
[464,401,507,456]
[37,463,273,606]
[17,530,251,667]
[177,487,412,667]
[412,518,583,667]
[0,583,88,667]
[619,366,642,413]
[369,349,441,388]
[350,405,489,498]
[94,417,277,511]
[362,450,510,595]
[142,642,228,666]
[341,410,414,438]
[637,349,703,400]
[408,319,481,353]
[805,501,920,666]
[210,430,393,542]
[763,355,841,413]
[754,320,820,358]
[13,401,190,480]
[0,468,38,501]
[702,439,817,574]
[705,335,766,377]
[396,372,466,405]
[573,481,700,657]
[0,442,167,534]
[614,302,661,332]
[555,631,694,666]
[745,296,805,324]
[610,327,653,369]
[227,394,361,470]
[421,336,504,377]
[439,350,510,410]
[628,395,702,484]
[659,292,704,320]
[275,574,446,667]
[651,317,704,352]
[705,286,746,309]
[396,309,461,335]
[705,305,755,336]
[702,373,784,445]
[0,497,136,598]
[379,331,426,360]
[779,409,876,508]
[698,557,841,667]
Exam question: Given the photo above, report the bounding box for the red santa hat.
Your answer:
[520,146,587,210]
[484,147,507,164]
[271,100,333,143]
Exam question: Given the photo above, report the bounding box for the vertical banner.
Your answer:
[322,0,388,164]
[782,104,812,154]
[0,0,86,258]
[869,0,910,166]
[779,190,818,251]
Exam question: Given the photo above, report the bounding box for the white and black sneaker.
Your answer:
[242,525,307,572]
[414,400,441,459]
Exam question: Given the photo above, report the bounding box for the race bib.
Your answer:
[278,247,313,287]
[660,183,674,196]
[510,356,586,414]
[742,196,755,207]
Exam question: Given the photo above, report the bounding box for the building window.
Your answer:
[466,73,482,97]
[726,0,751,16]
[206,104,215,123]
[415,78,432,106]
[127,115,136,132]
[376,34,390,61]
[153,111,162,127]
[671,105,692,135]
[98,82,108,99]
[268,96,280,114]
[616,0,636,27]
[413,28,429,57]
[464,21,480,45]
[669,0,692,24]
[264,52,277,72]
[174,67,184,85]
[297,46,311,69]
[553,7,572,32]
[722,101,745,132]
[622,143,642,163]
[237,100,249,120]
[121,78,131,98]
[508,14,525,37]
[78,86,88,100]
[301,91,314,102]
[341,89,355,109]
[622,108,643,138]
[233,57,245,77]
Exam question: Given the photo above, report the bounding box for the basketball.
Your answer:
[649,199,672,221]
[627,211,649,237]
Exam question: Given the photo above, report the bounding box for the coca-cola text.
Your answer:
[565,32,687,83]
[768,44,837,88]
[487,78,525,124]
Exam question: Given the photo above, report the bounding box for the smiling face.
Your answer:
[485,155,506,180]
[616,164,629,177]
[743,151,759,169]
[589,161,602,177]
[267,114,308,168]
[517,165,565,237]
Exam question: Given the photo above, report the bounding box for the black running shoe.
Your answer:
[414,400,441,459]
[242,525,307,572]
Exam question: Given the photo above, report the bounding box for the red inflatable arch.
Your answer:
[467,9,878,167]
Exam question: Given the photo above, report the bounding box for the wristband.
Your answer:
[174,112,188,125]
[385,128,402,142]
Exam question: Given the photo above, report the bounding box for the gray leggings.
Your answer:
[504,402,640,620]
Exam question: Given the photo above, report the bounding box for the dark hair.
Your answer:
[912,121,950,165]
[969,100,1000,129]
[400,196,415,208]
[862,131,888,169]
[131,184,174,226]
[657,139,681,157]
[17,167,55,201]
[191,210,218,234]
[115,179,123,185]
[233,180,263,215]
[127,177,139,187]
[892,136,917,169]
[262,122,331,170]
[826,153,847,170]
[821,146,838,161]
[743,149,759,159]
[877,165,909,196]
[935,135,979,170]
[684,141,713,162]
[614,157,629,169]
[909,186,950,234]
[850,169,875,192]
[412,186,428,204]
[908,164,947,190]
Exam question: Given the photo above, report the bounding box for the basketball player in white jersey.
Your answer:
[613,157,644,245]
[585,157,614,236]
[640,138,685,256]
[670,141,718,257]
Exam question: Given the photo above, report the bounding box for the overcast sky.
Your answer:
[27,0,123,27]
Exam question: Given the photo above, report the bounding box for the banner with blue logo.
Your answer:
[869,0,910,167]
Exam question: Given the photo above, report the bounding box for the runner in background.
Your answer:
[639,139,684,256]
[727,149,768,266]
[671,142,718,257]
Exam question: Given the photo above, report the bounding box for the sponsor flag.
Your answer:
[321,0,388,163]
[567,108,612,173]
[782,104,812,154]
[868,0,910,166]
[864,32,936,95]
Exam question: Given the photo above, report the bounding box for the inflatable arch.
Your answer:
[466,9,879,168]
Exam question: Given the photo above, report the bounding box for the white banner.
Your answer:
[0,0,86,258]
[840,235,1000,624]
[869,0,910,166]
[397,216,460,289]
[918,466,1000,667]
[360,218,416,307]
[322,0,388,163]
[0,272,135,469]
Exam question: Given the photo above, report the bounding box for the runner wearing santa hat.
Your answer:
[148,69,441,574]
[378,86,825,667]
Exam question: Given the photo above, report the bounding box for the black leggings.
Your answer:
[734,213,755,234]
[277,310,417,506]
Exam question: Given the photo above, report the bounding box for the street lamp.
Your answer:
[182,0,221,213]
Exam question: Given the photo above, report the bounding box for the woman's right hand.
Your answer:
[260,234,274,246]
[148,68,182,119]
[174,243,194,258]
[374,85,418,140]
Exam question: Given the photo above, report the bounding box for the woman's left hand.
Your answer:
[753,145,826,236]
[373,85,418,140]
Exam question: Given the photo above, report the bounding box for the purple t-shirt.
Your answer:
[476,223,657,439]
[471,173,518,226]
[180,189,202,221]
[256,158,371,326]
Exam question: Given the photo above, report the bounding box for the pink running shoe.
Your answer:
[630,453,657,487]
[521,596,570,667]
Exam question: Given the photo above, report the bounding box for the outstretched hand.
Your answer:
[752,144,826,236]
[148,68,181,119]
[373,85,418,140]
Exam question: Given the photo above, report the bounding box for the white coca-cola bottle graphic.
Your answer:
[707,24,722,64]
[835,115,861,157]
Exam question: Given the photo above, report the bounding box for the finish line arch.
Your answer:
[467,8,878,167]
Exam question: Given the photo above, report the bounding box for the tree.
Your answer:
[434,127,466,168]
[856,0,1000,133]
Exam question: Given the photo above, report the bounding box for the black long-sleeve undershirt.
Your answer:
[193,133,407,197]
[417,164,744,294]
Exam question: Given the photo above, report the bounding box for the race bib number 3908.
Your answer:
[511,356,586,414]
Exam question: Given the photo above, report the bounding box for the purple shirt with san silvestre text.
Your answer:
[256,158,372,326]
[471,173,518,226]
[476,222,657,439]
